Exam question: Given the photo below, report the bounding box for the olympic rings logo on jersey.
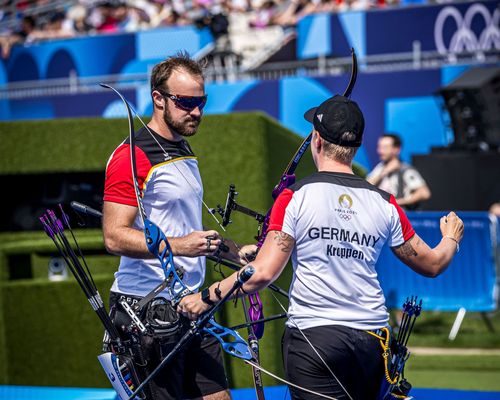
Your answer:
[335,194,357,222]
[434,3,500,55]
[339,214,352,221]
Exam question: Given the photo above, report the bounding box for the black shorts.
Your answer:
[282,324,384,400]
[109,292,228,400]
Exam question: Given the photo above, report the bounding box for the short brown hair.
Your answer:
[150,50,204,93]
[381,133,402,148]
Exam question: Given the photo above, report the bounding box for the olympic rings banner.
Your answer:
[297,0,500,59]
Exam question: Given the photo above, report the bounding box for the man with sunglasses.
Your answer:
[102,52,248,400]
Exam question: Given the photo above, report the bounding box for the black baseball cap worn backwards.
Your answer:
[304,94,365,148]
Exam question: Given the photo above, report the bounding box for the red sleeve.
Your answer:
[389,195,415,241]
[267,188,294,232]
[103,144,152,206]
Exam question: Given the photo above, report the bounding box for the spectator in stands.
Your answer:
[96,2,120,32]
[128,0,158,30]
[227,0,250,12]
[336,0,373,11]
[149,0,180,27]
[116,2,152,32]
[0,0,407,48]
[28,11,75,42]
[189,1,231,51]
[271,0,318,27]
[207,4,231,50]
[314,0,336,13]
[367,133,431,210]
[250,0,277,28]
[0,15,35,58]
[65,4,93,35]
[93,1,132,33]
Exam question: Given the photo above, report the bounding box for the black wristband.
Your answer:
[201,287,215,306]
[240,286,249,295]
[214,282,223,300]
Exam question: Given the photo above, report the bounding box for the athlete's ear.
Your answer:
[312,130,322,151]
[152,90,165,110]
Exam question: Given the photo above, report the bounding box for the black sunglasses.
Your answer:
[157,90,207,111]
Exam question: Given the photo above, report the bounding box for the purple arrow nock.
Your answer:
[58,204,70,227]
[41,213,52,228]
[47,209,57,224]
[414,299,423,317]
[39,215,55,238]
[55,218,64,233]
[248,293,264,339]
[47,209,64,233]
[402,298,411,313]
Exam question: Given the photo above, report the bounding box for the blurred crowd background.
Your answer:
[0,0,447,58]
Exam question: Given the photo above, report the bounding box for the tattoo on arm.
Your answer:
[392,235,419,259]
[274,231,294,253]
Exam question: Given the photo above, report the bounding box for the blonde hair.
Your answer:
[322,132,358,165]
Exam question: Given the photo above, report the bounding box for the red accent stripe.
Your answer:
[389,195,415,241]
[104,144,152,206]
[267,188,294,232]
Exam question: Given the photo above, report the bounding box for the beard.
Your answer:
[163,106,201,137]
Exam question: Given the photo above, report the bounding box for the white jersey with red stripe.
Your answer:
[104,126,205,299]
[268,171,415,331]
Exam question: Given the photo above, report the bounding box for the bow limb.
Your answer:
[242,296,266,400]
[99,84,145,223]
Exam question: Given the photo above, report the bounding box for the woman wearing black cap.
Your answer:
[179,95,464,400]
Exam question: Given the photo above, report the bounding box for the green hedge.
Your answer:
[1,266,292,388]
[3,276,114,387]
[0,283,5,383]
[0,113,363,388]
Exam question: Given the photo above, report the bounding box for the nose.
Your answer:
[189,106,202,117]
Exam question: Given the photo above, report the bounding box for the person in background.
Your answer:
[0,15,35,58]
[489,202,500,217]
[367,133,431,210]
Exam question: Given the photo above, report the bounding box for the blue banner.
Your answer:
[5,64,499,170]
[297,0,499,59]
[376,212,498,312]
[0,26,213,84]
